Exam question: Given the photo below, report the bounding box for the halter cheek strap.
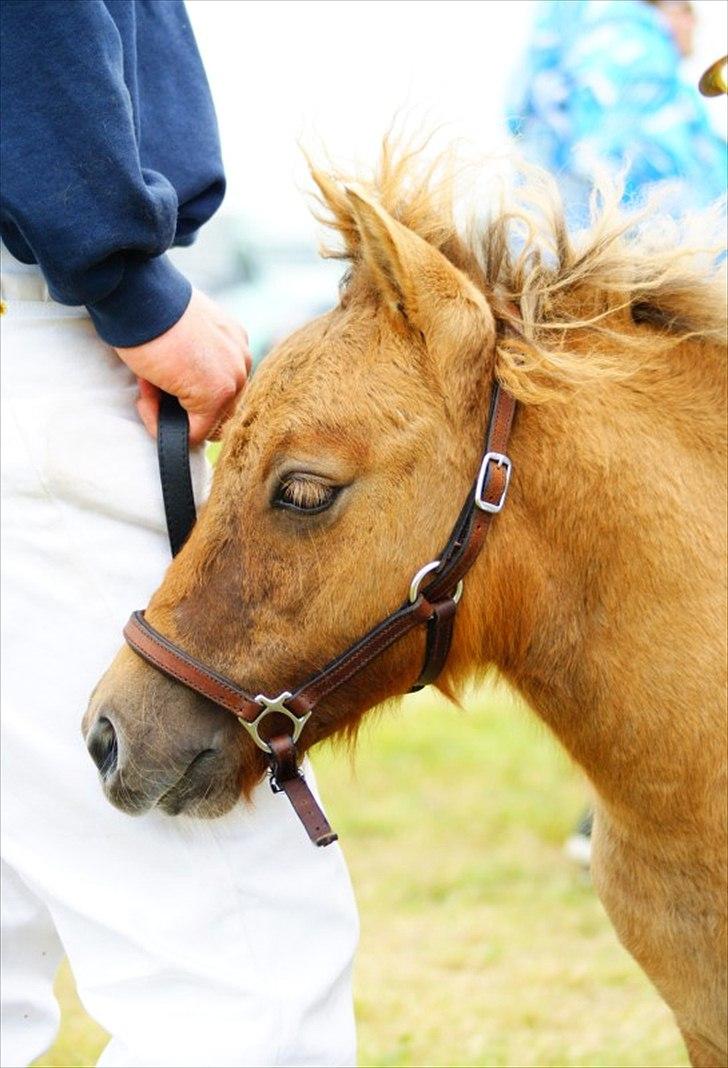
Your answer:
[129,381,517,847]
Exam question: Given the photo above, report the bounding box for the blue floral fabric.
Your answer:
[507,0,727,225]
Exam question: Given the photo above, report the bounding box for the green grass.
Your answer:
[36,684,688,1068]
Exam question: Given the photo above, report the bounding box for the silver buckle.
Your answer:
[408,559,463,605]
[238,691,311,754]
[474,452,512,514]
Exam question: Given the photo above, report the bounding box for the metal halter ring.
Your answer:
[408,560,463,605]
[237,691,312,754]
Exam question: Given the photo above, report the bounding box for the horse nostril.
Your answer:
[86,716,119,777]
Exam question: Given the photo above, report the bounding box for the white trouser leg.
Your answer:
[0,258,359,1068]
[0,862,65,1067]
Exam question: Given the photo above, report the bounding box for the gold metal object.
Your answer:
[699,56,728,97]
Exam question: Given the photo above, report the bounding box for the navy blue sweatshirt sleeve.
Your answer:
[0,1,223,346]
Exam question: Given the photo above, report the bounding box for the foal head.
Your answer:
[83,149,726,817]
[83,177,504,815]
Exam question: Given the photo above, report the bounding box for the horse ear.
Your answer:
[343,183,495,355]
[309,168,361,257]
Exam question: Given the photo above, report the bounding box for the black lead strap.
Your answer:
[157,391,197,557]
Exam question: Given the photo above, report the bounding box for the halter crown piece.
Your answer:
[126,374,517,846]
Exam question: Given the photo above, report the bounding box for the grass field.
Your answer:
[36,685,688,1068]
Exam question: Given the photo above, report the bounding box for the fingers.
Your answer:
[187,405,235,445]
[138,359,247,445]
[205,397,238,442]
[136,379,161,439]
[187,334,250,444]
[241,329,253,376]
[188,413,214,446]
[115,290,253,445]
[187,374,243,445]
[231,326,253,383]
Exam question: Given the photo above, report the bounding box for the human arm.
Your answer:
[1,0,250,439]
[0,0,205,346]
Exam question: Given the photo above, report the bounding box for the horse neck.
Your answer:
[462,362,727,822]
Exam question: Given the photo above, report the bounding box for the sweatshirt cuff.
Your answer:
[86,254,193,347]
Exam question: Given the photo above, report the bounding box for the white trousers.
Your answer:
[0,250,359,1068]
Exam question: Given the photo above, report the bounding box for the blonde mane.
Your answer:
[310,139,727,404]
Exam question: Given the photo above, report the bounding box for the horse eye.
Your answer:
[272,475,340,515]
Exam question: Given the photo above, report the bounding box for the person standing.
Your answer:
[507,0,727,227]
[0,2,358,1065]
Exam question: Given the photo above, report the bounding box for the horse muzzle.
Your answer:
[82,646,247,818]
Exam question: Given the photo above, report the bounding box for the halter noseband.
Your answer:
[124,381,517,846]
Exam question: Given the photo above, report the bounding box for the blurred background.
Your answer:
[41,2,726,1065]
[171,0,726,361]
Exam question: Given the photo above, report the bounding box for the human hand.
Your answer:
[114,289,252,445]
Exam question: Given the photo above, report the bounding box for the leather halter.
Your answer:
[125,381,517,847]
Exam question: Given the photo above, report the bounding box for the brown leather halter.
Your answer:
[124,381,517,846]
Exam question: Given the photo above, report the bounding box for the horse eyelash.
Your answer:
[272,475,340,515]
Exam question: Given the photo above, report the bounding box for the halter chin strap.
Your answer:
[124,382,517,846]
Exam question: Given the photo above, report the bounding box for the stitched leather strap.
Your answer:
[268,736,338,847]
[158,392,197,557]
[409,383,517,688]
[124,610,262,720]
[286,595,441,714]
[123,611,342,845]
[410,597,458,691]
[124,593,440,724]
